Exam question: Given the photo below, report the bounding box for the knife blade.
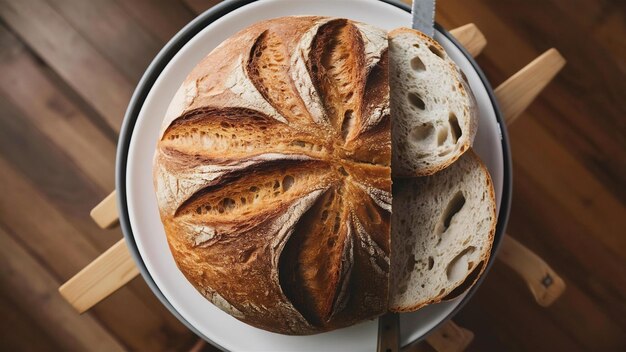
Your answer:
[411,0,436,38]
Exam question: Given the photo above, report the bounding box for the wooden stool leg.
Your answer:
[449,23,487,58]
[498,235,566,307]
[59,238,139,312]
[494,48,567,306]
[425,320,474,352]
[496,49,566,125]
[401,320,474,352]
[90,190,119,229]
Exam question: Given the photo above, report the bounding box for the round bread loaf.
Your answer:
[153,17,391,335]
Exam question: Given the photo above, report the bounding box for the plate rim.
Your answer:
[115,0,512,349]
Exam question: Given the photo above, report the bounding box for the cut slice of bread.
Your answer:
[389,149,496,312]
[389,28,478,177]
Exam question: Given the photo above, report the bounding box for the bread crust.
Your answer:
[153,17,391,335]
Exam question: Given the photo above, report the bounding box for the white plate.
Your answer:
[124,0,505,350]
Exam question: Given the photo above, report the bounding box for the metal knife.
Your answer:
[412,0,436,38]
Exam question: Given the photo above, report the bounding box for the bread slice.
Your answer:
[389,150,496,312]
[389,28,477,177]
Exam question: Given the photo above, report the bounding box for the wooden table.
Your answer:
[0,0,623,350]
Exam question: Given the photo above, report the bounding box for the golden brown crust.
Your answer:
[153,16,390,334]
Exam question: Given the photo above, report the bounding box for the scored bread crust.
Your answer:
[153,16,391,335]
[389,28,478,177]
[389,149,496,312]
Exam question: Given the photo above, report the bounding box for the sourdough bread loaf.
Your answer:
[389,150,496,312]
[389,28,478,177]
[153,16,391,335]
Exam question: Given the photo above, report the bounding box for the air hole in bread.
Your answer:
[222,198,236,211]
[341,110,355,140]
[446,246,476,282]
[408,92,425,110]
[321,210,329,222]
[291,140,306,148]
[437,126,448,146]
[249,186,259,192]
[327,237,336,247]
[413,43,420,48]
[442,191,466,232]
[410,56,425,71]
[409,123,434,145]
[282,175,294,192]
[365,201,381,224]
[344,91,354,103]
[338,166,349,176]
[428,44,445,59]
[443,260,485,300]
[428,256,434,270]
[406,256,416,273]
[448,112,462,143]
[239,248,254,263]
[333,216,341,233]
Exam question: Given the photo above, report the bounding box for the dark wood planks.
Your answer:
[46,0,163,82]
[0,149,192,350]
[0,290,63,352]
[436,0,626,350]
[0,0,133,132]
[0,18,196,352]
[119,0,196,43]
[0,0,624,351]
[0,24,116,191]
[0,225,125,351]
[182,0,222,14]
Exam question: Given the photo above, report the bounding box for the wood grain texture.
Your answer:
[46,0,163,82]
[0,0,133,132]
[60,238,140,313]
[91,190,119,229]
[0,226,125,351]
[424,320,474,352]
[119,0,195,43]
[498,235,566,307]
[182,0,221,14]
[495,48,566,125]
[0,0,623,351]
[448,23,487,58]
